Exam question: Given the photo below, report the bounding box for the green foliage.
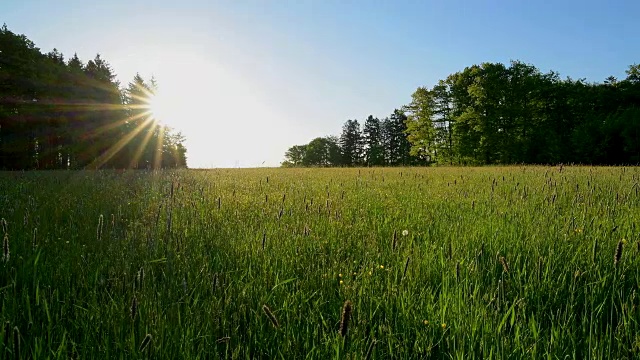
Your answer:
[405,61,640,165]
[283,145,307,167]
[282,137,341,167]
[303,136,340,167]
[1,166,640,358]
[383,109,413,165]
[339,119,364,166]
[286,61,640,167]
[363,115,384,166]
[283,110,416,168]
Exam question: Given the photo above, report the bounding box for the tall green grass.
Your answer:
[1,166,639,358]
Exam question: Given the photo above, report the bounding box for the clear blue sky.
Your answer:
[3,0,639,168]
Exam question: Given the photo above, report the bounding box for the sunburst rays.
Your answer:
[86,80,170,169]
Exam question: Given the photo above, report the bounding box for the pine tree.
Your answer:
[339,119,363,166]
[363,115,384,166]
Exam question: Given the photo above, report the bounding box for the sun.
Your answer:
[130,49,290,167]
[148,89,176,128]
[145,83,200,132]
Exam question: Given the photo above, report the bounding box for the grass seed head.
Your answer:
[499,256,510,273]
[262,304,279,328]
[614,240,624,267]
[339,300,352,337]
[130,296,138,320]
[403,256,410,279]
[212,273,219,292]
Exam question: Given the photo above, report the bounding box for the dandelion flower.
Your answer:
[379,265,384,269]
[441,323,446,329]
[402,230,409,236]
[339,273,343,277]
[423,320,429,325]
[339,280,344,285]
[368,271,372,276]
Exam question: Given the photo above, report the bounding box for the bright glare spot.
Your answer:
[124,48,293,167]
[148,90,173,127]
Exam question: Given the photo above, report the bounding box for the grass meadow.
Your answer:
[1,166,639,359]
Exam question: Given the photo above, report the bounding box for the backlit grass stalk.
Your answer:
[364,339,376,360]
[13,326,20,359]
[2,233,8,263]
[96,214,103,241]
[139,334,152,352]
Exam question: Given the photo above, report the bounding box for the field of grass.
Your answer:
[1,166,639,359]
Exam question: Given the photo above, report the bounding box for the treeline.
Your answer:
[284,60,640,166]
[0,25,187,170]
[282,110,419,167]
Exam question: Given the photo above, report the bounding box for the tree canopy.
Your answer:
[282,111,418,167]
[0,25,187,170]
[283,60,640,167]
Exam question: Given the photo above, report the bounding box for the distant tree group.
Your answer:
[282,110,417,167]
[405,60,640,165]
[284,60,640,167]
[0,25,187,170]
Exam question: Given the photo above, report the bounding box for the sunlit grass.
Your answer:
[0,166,639,358]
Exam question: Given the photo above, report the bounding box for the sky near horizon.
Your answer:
[2,0,639,168]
